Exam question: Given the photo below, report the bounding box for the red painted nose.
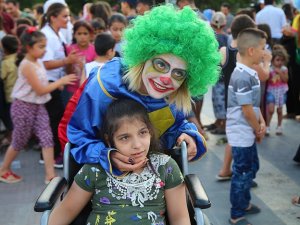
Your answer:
[160,76,172,85]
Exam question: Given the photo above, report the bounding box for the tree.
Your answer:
[18,0,265,15]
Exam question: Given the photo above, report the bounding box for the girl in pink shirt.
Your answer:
[66,21,96,96]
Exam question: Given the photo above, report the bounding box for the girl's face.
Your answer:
[27,38,47,59]
[112,117,151,161]
[273,55,285,68]
[74,26,91,48]
[140,53,187,99]
[51,8,69,29]
[109,21,126,42]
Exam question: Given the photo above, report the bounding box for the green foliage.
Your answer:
[195,0,255,12]
[19,0,44,10]
[19,0,258,15]
[19,0,118,15]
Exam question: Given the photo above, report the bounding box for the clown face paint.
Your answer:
[140,54,187,99]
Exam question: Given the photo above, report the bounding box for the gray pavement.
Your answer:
[0,90,299,225]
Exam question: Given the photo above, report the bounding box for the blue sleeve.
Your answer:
[67,65,124,176]
[161,108,207,161]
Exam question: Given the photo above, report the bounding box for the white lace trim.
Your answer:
[106,154,170,207]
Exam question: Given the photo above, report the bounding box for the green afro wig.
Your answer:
[122,4,221,97]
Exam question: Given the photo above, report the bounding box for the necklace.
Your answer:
[106,154,170,207]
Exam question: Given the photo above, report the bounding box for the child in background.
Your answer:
[90,18,106,42]
[65,20,96,99]
[80,32,115,82]
[0,35,18,146]
[59,32,116,152]
[227,28,266,225]
[50,99,190,225]
[0,27,77,184]
[108,13,127,57]
[209,12,228,136]
[266,44,289,135]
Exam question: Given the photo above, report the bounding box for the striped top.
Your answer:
[226,62,261,147]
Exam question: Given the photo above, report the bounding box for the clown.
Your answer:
[67,5,221,175]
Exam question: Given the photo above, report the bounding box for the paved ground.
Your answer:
[0,89,299,225]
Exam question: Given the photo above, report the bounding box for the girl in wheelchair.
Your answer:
[48,99,191,225]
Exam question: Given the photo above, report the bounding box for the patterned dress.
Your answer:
[74,154,184,225]
[267,66,288,107]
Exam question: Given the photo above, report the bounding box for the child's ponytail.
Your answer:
[16,43,26,67]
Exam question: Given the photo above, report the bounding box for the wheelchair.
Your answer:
[34,142,212,225]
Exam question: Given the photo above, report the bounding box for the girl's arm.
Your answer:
[80,68,86,85]
[278,68,288,83]
[48,182,92,225]
[165,183,191,225]
[22,63,77,96]
[253,50,272,82]
[43,49,80,70]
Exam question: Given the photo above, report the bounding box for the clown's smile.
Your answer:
[140,54,187,99]
[149,79,175,93]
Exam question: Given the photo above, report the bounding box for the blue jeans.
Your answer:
[230,143,259,219]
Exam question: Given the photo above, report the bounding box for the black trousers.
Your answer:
[293,144,300,163]
[45,89,65,159]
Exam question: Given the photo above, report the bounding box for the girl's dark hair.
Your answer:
[231,15,256,39]
[108,13,127,27]
[282,3,293,23]
[0,15,3,30]
[257,23,273,48]
[236,8,255,20]
[102,99,160,156]
[90,1,112,27]
[16,28,46,66]
[72,20,94,44]
[90,18,106,31]
[94,32,115,56]
[16,18,33,27]
[16,24,29,39]
[33,3,44,15]
[1,35,19,54]
[40,3,67,29]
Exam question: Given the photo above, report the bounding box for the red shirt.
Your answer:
[58,79,88,152]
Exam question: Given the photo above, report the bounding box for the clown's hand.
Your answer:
[110,150,148,172]
[177,133,197,161]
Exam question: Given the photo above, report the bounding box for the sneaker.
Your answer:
[0,171,22,183]
[251,180,258,188]
[266,127,270,136]
[38,159,44,165]
[54,156,63,169]
[276,126,283,135]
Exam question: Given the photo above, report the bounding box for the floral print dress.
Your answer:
[74,154,184,225]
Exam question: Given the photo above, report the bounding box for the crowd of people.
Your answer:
[0,0,299,224]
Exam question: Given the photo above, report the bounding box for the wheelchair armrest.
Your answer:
[34,177,67,212]
[185,174,211,209]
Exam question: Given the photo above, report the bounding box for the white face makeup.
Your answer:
[140,54,187,99]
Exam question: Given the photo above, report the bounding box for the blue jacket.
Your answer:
[67,58,207,176]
